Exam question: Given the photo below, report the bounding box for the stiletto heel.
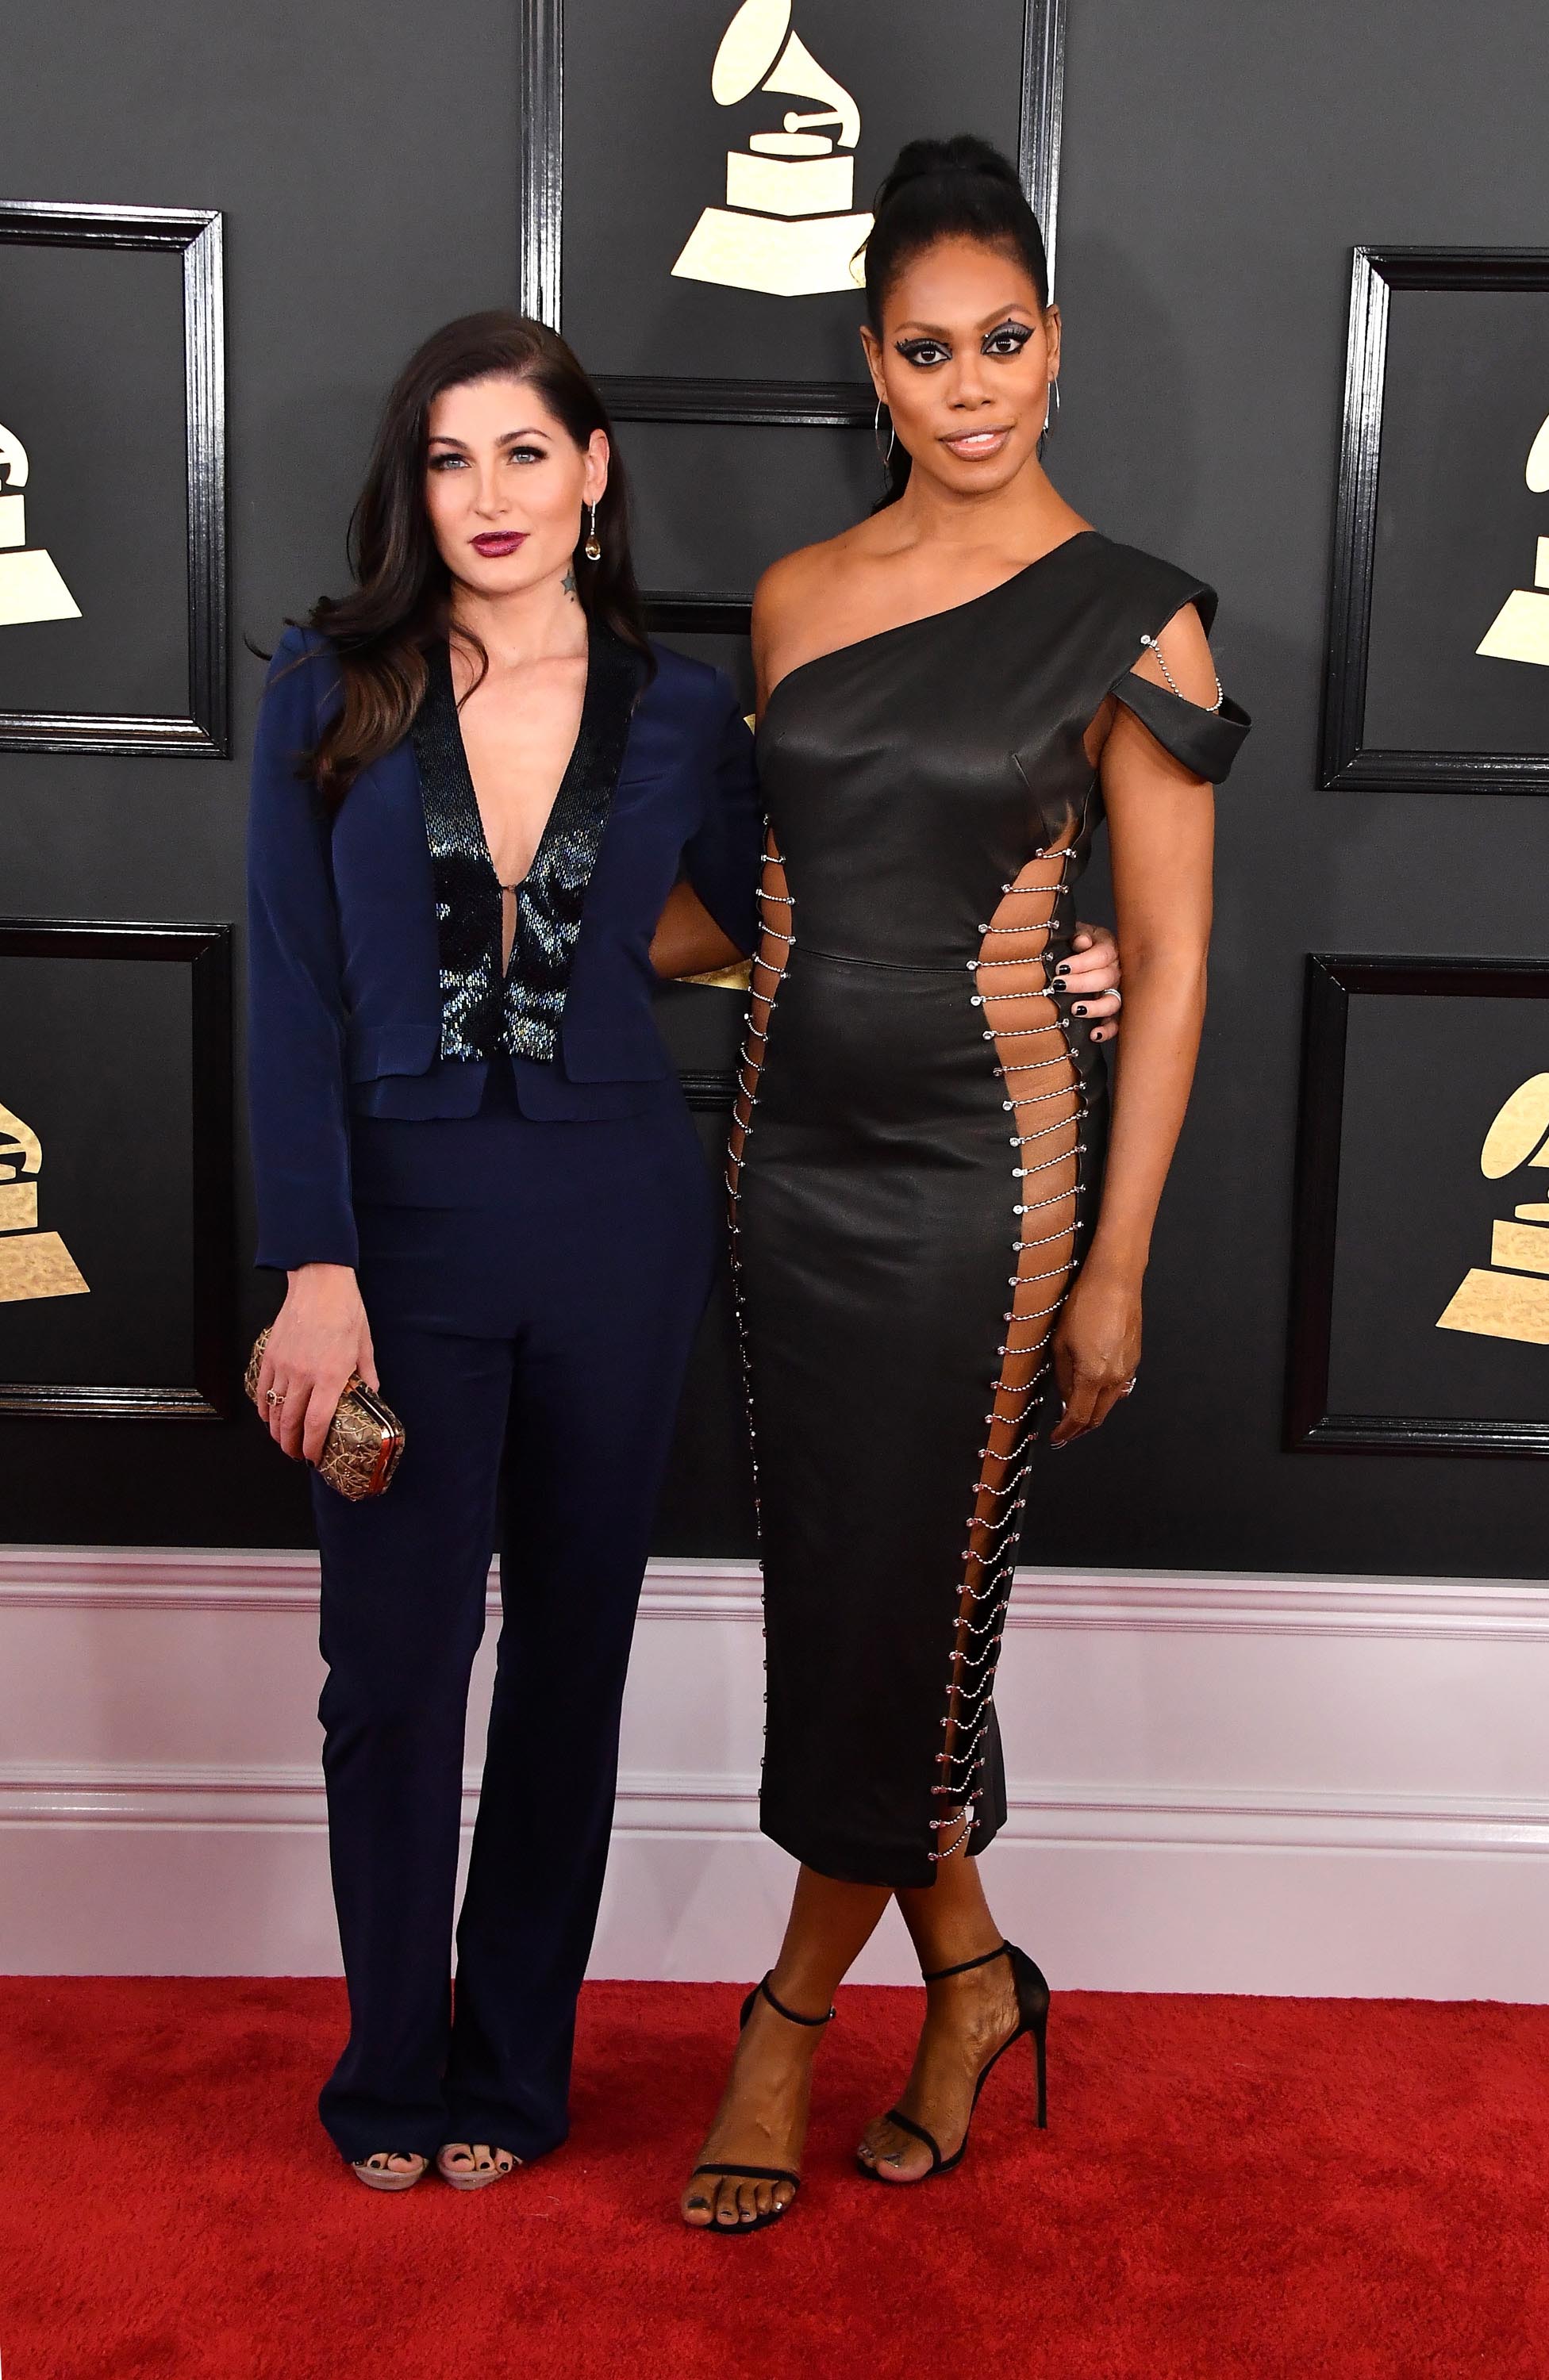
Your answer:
[687,1973,836,2237]
[1027,1983,1049,2129]
[857,1940,1049,2182]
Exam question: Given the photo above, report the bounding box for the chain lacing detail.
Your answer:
[928,845,1087,1863]
[725,836,794,1600]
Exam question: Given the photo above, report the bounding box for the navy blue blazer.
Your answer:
[247,625,760,1272]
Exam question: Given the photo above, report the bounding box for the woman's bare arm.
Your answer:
[650,879,748,979]
[1049,604,1218,1445]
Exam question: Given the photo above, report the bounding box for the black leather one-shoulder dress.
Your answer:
[728,529,1249,1889]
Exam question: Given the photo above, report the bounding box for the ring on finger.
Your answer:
[265,1385,287,1407]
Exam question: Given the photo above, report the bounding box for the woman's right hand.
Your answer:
[256,1264,378,1465]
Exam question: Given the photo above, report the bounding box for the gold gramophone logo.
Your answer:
[1436,1073,1549,1345]
[672,0,872,297]
[0,1097,88,1303]
[0,422,81,628]
[1475,413,1549,669]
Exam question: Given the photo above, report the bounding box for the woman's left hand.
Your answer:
[1048,1261,1141,1446]
[1061,920,1121,1043]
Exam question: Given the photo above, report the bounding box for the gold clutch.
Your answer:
[244,1326,406,1500]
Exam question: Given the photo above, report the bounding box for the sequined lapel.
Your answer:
[410,643,502,1063]
[409,629,646,1066]
[505,626,645,1061]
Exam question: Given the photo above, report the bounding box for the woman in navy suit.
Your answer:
[247,312,763,2191]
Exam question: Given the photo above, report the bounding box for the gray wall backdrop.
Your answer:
[2,0,1547,1572]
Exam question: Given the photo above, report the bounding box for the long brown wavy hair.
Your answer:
[299,311,652,804]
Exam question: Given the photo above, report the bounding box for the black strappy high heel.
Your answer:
[857,1940,1048,2183]
[686,1972,836,2236]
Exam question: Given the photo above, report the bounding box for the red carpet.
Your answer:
[3,1979,1547,2380]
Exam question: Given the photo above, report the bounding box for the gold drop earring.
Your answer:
[583,501,602,562]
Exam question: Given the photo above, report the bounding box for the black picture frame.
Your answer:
[1320,245,1549,795]
[644,592,757,636]
[0,201,227,758]
[1286,953,1549,1457]
[519,0,1065,431]
[0,918,233,1418]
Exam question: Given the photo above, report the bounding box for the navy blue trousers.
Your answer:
[310,1069,715,2163]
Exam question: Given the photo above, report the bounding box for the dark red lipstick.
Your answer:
[471,531,526,558]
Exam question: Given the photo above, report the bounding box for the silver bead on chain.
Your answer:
[1139,631,1224,713]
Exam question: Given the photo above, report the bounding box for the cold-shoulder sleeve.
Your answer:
[1108,568,1251,785]
[681,673,762,955]
[1110,669,1251,784]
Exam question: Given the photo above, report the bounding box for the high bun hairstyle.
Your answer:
[861,135,1051,507]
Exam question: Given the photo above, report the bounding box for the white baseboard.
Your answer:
[4,1546,1549,1996]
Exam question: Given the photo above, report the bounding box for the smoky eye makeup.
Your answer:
[894,319,1037,367]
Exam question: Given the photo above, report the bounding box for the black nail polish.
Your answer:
[1072,1003,1087,1015]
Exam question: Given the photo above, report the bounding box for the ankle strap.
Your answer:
[921,1941,1010,1986]
[759,1973,836,2026]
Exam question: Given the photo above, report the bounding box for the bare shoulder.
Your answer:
[753,524,870,630]
[751,522,884,700]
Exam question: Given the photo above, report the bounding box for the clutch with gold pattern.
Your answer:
[244,1326,406,1500]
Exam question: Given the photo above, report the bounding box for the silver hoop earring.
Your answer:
[874,399,896,472]
[1042,378,1061,437]
[583,500,602,562]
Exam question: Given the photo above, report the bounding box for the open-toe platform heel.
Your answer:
[857,1940,1049,2184]
[351,2151,428,2193]
[436,2143,520,2192]
[687,1972,836,2237]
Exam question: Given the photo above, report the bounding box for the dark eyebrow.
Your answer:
[894,305,1037,338]
[426,426,553,448]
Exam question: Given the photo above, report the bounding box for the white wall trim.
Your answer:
[4,1543,1547,1641]
[5,1760,1549,1856]
[6,1545,1549,1991]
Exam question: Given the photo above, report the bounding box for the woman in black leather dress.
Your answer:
[682,138,1249,2232]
